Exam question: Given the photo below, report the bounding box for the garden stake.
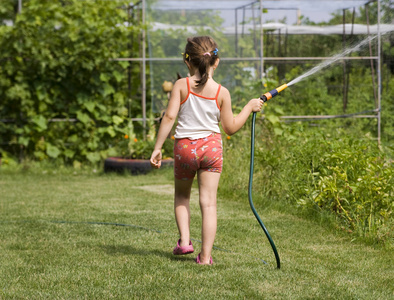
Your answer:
[248,83,288,269]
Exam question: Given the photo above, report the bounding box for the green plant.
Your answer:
[113,116,173,160]
[220,114,393,246]
[307,141,393,242]
[0,0,139,165]
[274,128,393,245]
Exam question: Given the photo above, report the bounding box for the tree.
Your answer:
[0,0,141,164]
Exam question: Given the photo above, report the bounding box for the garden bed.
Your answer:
[104,157,174,175]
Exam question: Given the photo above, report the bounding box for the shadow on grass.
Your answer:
[100,244,196,263]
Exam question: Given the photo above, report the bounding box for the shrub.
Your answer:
[221,116,393,246]
[0,0,140,165]
[297,136,393,244]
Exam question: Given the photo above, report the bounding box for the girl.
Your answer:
[150,36,263,265]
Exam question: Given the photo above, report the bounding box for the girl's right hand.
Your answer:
[249,98,264,112]
[150,149,162,169]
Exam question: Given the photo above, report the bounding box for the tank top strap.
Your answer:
[215,84,222,100]
[186,77,191,92]
[214,85,222,110]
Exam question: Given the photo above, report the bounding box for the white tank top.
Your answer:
[174,77,221,140]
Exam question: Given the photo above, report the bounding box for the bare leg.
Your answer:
[174,178,194,247]
[197,170,221,264]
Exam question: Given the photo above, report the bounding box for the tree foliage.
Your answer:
[0,0,141,164]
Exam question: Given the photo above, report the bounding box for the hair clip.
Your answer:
[203,52,211,56]
[182,53,189,59]
[213,48,219,56]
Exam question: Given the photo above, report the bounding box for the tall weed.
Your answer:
[297,137,393,245]
[221,118,393,247]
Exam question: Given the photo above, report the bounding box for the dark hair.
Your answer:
[183,36,219,86]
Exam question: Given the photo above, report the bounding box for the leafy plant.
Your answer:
[264,125,393,245]
[306,141,393,242]
[0,0,140,165]
[220,109,393,246]
[113,116,173,160]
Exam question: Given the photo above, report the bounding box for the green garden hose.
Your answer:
[248,112,281,269]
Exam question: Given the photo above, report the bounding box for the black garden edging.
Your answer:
[104,157,174,175]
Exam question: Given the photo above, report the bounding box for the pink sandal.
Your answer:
[195,253,213,265]
[173,239,194,255]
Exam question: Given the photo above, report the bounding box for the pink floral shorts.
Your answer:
[174,133,223,180]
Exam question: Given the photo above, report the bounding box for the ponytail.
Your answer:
[183,36,219,87]
[196,53,213,86]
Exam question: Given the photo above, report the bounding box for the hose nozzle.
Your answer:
[260,83,288,103]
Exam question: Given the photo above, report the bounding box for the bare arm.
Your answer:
[150,79,183,168]
[220,87,263,135]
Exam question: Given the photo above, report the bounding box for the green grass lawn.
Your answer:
[1,167,393,299]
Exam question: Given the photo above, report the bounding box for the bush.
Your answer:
[295,135,393,244]
[0,0,140,165]
[220,116,393,246]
